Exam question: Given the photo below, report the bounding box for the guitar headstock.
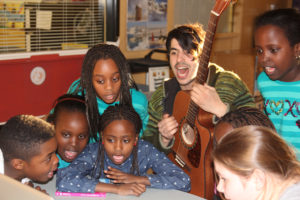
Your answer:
[212,0,237,16]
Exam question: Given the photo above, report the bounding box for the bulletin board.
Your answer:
[119,0,174,59]
[126,0,167,51]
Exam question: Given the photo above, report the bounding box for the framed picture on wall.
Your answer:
[293,0,300,10]
[126,0,167,51]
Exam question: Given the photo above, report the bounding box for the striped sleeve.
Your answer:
[143,85,169,153]
[214,70,255,111]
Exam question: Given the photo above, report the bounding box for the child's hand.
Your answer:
[105,166,138,183]
[116,183,146,196]
[34,186,48,195]
[105,166,151,185]
[24,181,49,195]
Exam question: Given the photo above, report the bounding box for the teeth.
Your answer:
[265,66,275,73]
[176,66,188,70]
[113,155,123,163]
[65,151,77,159]
[177,68,188,76]
[48,171,53,178]
[106,95,114,100]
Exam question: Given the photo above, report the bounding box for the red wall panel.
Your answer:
[0,54,84,122]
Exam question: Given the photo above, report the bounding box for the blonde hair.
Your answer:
[213,126,300,179]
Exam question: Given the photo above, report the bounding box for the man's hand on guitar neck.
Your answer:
[190,83,228,118]
[158,114,178,147]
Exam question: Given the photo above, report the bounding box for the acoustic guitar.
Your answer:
[168,1,235,199]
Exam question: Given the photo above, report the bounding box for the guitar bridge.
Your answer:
[174,153,191,172]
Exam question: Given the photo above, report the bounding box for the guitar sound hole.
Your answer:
[181,123,195,146]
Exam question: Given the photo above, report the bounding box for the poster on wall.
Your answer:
[127,0,167,51]
[293,0,300,10]
[0,1,25,28]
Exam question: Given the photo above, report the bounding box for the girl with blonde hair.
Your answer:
[213,126,300,200]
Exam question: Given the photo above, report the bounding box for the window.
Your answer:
[0,0,105,54]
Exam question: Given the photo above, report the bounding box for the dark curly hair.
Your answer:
[0,115,54,162]
[47,94,87,126]
[254,8,300,47]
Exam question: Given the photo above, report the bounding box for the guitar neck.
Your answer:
[196,12,219,84]
[186,11,220,127]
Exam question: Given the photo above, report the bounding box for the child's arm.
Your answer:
[94,182,146,196]
[56,143,100,193]
[104,166,150,185]
[143,141,191,192]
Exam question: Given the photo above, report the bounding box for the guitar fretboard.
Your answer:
[186,12,220,127]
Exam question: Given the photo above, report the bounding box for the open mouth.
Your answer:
[175,62,190,80]
[176,67,189,79]
[264,66,276,75]
[112,155,124,164]
[104,94,115,101]
[64,150,78,161]
[48,167,57,178]
[48,171,54,178]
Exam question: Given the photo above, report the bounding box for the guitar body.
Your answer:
[169,90,214,199]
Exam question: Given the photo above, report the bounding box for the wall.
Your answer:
[240,0,292,53]
[173,0,233,33]
[0,54,84,122]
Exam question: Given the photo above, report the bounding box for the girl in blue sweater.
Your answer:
[57,104,190,196]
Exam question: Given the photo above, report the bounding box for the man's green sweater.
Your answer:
[143,63,255,154]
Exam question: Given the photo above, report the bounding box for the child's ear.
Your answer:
[294,42,300,56]
[252,169,266,191]
[11,159,25,170]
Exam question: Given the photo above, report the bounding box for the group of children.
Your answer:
[0,42,189,196]
[0,8,299,199]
